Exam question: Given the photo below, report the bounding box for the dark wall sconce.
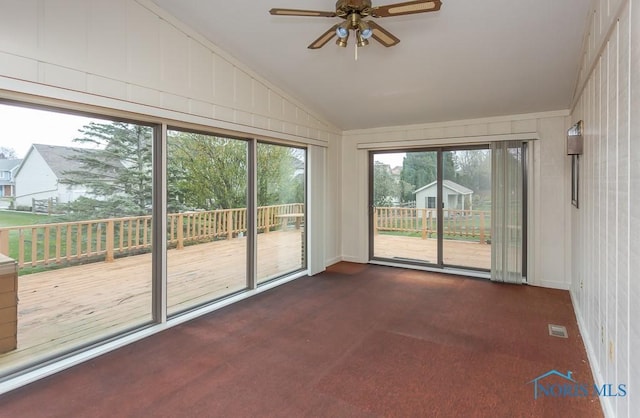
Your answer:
[567,120,583,155]
[567,120,583,208]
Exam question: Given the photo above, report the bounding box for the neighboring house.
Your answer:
[414,180,474,211]
[14,144,99,208]
[0,158,22,209]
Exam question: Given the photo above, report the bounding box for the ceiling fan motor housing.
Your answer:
[336,0,373,17]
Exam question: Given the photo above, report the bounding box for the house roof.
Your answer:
[15,144,122,180]
[414,180,474,195]
[33,144,95,179]
[0,158,21,172]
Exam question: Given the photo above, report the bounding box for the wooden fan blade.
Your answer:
[308,25,339,49]
[371,0,441,18]
[269,8,337,17]
[367,21,400,47]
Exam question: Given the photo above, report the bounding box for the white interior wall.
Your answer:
[340,112,573,290]
[570,0,638,417]
[0,0,340,146]
[325,135,342,266]
[307,145,326,275]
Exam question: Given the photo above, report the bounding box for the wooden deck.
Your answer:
[0,232,488,375]
[0,230,303,374]
[374,234,491,270]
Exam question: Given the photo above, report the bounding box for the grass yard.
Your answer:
[0,211,152,275]
[0,211,65,274]
[0,211,52,228]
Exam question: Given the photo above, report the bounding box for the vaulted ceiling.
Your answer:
[151,0,591,130]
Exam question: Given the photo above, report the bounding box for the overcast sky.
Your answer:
[0,103,104,159]
[374,152,405,168]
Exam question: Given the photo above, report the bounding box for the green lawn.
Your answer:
[0,211,64,274]
[0,211,52,228]
[0,211,152,275]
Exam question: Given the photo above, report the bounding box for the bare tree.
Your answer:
[0,146,18,159]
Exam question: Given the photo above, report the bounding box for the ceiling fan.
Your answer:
[269,0,442,49]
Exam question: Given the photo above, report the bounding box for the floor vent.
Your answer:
[548,324,568,338]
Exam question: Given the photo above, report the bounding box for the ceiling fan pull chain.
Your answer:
[355,41,358,61]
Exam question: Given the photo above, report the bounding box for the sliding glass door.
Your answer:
[256,143,306,283]
[370,145,498,272]
[372,151,438,264]
[166,129,248,315]
[442,149,492,270]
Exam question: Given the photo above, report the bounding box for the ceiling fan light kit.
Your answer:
[336,21,350,38]
[336,33,349,47]
[269,0,442,49]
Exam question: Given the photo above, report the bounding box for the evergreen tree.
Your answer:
[400,153,436,203]
[399,152,456,203]
[60,122,153,218]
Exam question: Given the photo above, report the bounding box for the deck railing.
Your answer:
[374,207,491,243]
[0,203,304,269]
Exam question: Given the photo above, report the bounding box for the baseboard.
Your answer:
[570,289,613,418]
[340,255,365,263]
[529,280,571,290]
[324,256,342,267]
[368,259,491,279]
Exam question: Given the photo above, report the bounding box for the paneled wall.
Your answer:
[0,0,342,269]
[570,0,638,417]
[340,111,572,290]
[0,0,340,145]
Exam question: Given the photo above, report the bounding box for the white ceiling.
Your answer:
[151,0,591,131]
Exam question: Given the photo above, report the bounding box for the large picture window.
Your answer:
[0,103,154,374]
[0,101,308,378]
[166,130,248,315]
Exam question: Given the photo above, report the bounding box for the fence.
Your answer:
[0,203,303,269]
[374,207,490,243]
[32,197,59,215]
